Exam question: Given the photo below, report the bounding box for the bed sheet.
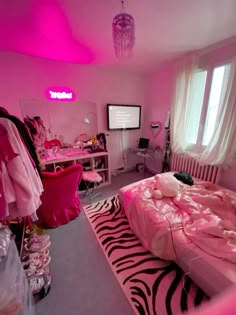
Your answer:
[119,174,236,295]
[119,175,190,261]
[119,175,236,262]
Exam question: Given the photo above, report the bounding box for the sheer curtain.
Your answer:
[170,55,199,154]
[171,55,236,167]
[200,57,236,166]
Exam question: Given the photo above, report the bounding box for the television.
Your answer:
[107,104,141,130]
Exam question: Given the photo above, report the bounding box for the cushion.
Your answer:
[82,171,102,183]
[173,171,194,186]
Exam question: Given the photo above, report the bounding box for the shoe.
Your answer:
[29,273,52,296]
[29,276,45,295]
[21,249,50,266]
[25,234,50,245]
[23,254,51,271]
[24,240,51,253]
[25,266,50,279]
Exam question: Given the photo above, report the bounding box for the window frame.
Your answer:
[186,62,229,153]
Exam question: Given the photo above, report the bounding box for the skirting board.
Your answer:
[111,166,136,176]
[112,166,158,176]
[146,167,160,174]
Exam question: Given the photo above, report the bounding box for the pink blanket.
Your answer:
[119,177,236,263]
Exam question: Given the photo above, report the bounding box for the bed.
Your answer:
[119,173,236,297]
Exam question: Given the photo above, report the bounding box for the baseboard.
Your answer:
[146,167,160,174]
[112,166,158,176]
[112,166,136,176]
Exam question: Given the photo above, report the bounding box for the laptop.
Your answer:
[137,138,150,150]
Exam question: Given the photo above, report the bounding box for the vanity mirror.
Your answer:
[19,99,98,146]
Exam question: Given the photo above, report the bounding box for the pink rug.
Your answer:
[84,195,208,315]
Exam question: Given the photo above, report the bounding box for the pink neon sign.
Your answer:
[46,88,76,101]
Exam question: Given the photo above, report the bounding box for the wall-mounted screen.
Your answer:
[107,104,141,130]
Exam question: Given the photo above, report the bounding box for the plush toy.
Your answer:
[152,173,179,199]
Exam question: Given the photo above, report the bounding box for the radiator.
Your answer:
[170,153,222,184]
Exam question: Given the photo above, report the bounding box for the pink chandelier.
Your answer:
[112,0,135,58]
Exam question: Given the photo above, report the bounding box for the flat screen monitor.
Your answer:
[107,104,141,130]
[138,138,149,149]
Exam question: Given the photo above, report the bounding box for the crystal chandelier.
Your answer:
[112,0,135,58]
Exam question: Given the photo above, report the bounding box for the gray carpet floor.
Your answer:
[35,170,153,315]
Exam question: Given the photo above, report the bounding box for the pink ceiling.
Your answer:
[1,0,236,72]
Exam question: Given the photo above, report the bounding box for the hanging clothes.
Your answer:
[0,118,43,220]
[0,112,42,177]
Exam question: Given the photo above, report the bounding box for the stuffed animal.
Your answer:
[152,173,179,199]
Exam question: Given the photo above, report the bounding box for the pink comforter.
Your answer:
[119,176,236,263]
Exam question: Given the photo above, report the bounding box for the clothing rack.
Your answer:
[0,114,52,307]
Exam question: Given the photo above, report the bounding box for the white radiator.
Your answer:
[170,153,222,184]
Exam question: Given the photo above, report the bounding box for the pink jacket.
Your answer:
[0,118,43,220]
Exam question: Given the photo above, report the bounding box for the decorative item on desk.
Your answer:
[150,121,162,138]
[91,136,97,145]
[96,133,107,150]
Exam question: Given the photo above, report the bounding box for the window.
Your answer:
[186,64,231,151]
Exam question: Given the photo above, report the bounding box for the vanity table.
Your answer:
[42,148,111,189]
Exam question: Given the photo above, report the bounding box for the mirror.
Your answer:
[19,99,98,146]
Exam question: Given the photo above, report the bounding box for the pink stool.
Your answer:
[82,171,102,201]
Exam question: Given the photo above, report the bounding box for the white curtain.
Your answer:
[171,55,236,167]
[200,58,236,166]
[170,55,198,153]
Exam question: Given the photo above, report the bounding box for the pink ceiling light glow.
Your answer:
[46,87,76,101]
[0,2,94,64]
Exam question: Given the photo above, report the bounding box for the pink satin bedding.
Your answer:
[119,175,236,264]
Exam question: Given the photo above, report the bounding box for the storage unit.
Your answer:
[43,151,111,190]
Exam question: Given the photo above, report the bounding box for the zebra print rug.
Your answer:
[83,195,208,315]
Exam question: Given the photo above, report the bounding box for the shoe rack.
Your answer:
[4,219,52,306]
[20,222,52,300]
[0,236,35,314]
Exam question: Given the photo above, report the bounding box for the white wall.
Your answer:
[142,61,176,173]
[0,52,147,171]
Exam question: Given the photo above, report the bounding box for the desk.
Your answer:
[42,148,111,188]
[128,147,157,172]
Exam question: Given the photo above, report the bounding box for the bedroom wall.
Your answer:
[0,51,147,171]
[145,38,236,191]
[143,61,176,173]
